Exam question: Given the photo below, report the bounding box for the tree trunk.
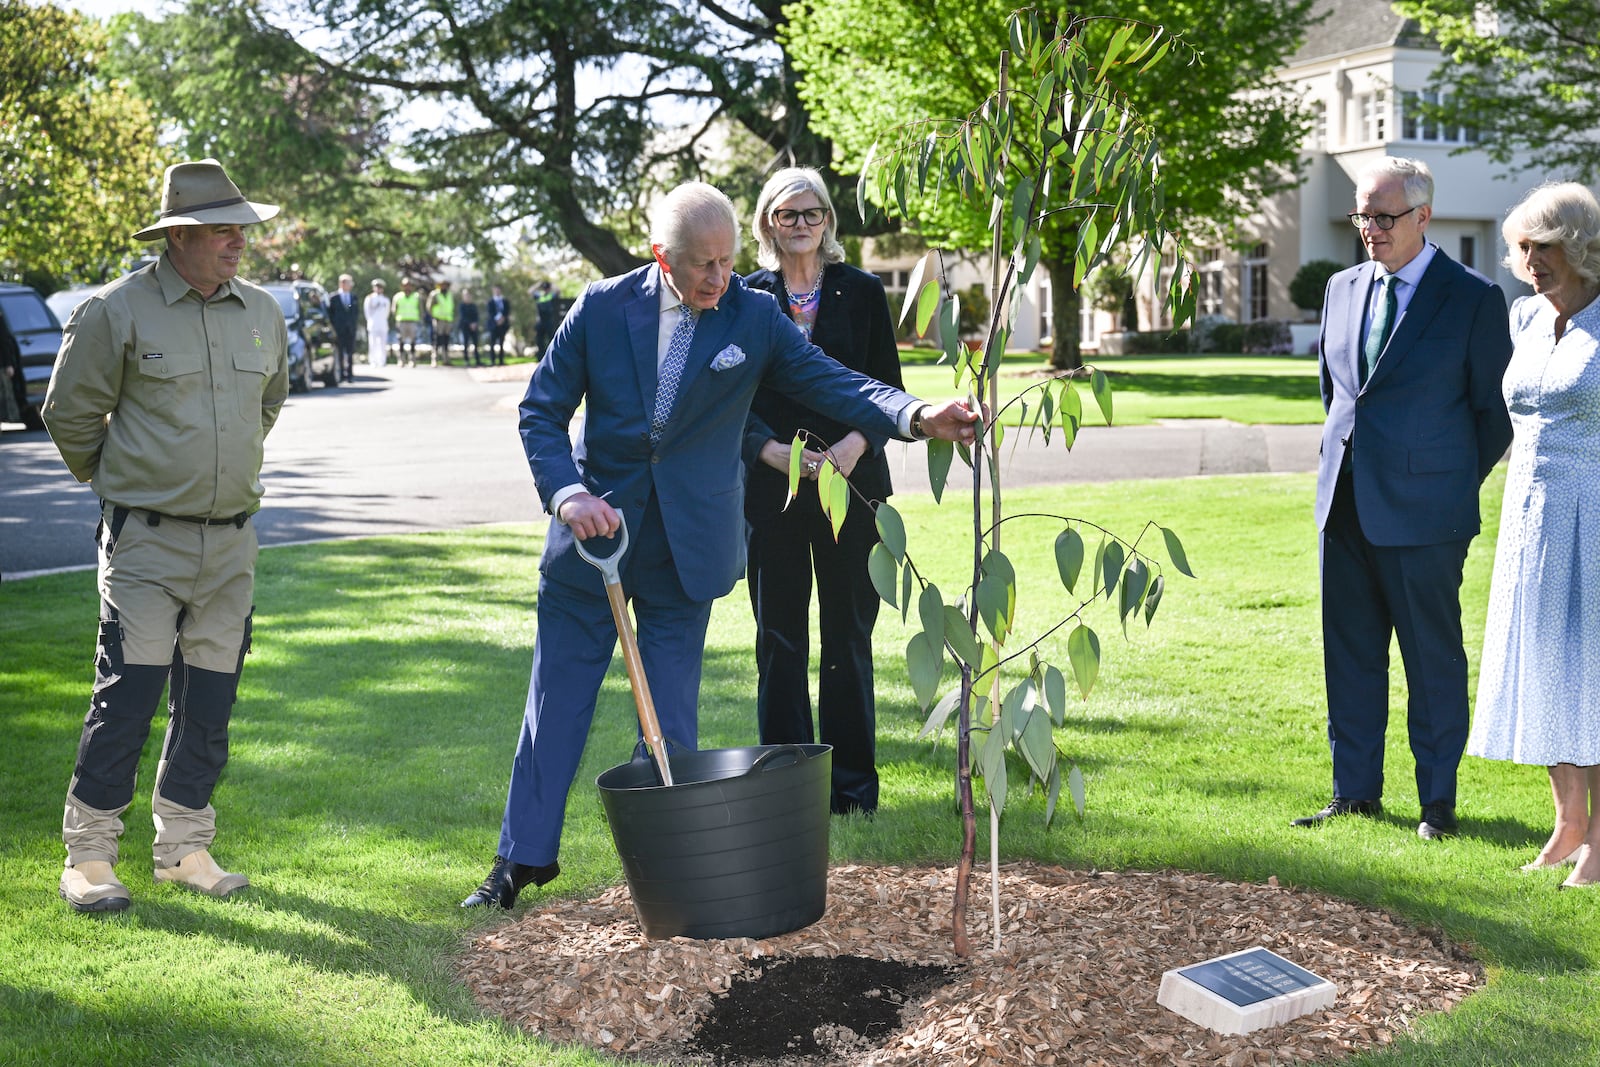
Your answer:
[1046,254,1084,373]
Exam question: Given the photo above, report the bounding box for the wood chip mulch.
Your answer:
[459,862,1483,1065]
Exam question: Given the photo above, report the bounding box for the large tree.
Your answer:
[110,0,862,279]
[783,0,1316,368]
[1394,0,1600,183]
[0,1,168,286]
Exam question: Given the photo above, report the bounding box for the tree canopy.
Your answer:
[783,0,1316,365]
[1394,0,1600,183]
[0,1,169,286]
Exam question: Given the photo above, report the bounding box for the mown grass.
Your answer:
[3,469,1597,1065]
[897,350,1324,427]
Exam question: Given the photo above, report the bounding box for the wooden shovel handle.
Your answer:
[603,580,675,787]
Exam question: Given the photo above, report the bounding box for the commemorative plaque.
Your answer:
[1157,947,1335,1035]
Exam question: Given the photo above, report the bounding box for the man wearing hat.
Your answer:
[42,158,289,913]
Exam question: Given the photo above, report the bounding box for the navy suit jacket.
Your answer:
[1315,249,1512,546]
[518,264,920,603]
[327,289,360,341]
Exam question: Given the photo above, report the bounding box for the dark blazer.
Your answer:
[1315,249,1513,545]
[327,287,360,342]
[518,264,920,604]
[742,262,903,510]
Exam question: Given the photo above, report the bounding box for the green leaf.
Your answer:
[1090,367,1113,424]
[901,250,931,331]
[926,438,953,503]
[917,687,962,741]
[1017,696,1054,782]
[1054,526,1084,593]
[828,464,850,540]
[1143,573,1165,625]
[906,631,943,711]
[1021,233,1042,286]
[1161,525,1196,578]
[977,572,1010,644]
[1068,764,1087,817]
[917,583,944,647]
[979,724,1007,815]
[1045,761,1061,824]
[915,280,941,338]
[867,543,899,608]
[943,605,983,667]
[874,501,906,562]
[900,563,913,623]
[785,435,804,505]
[938,292,961,364]
[1099,23,1136,80]
[1067,623,1100,699]
[1102,539,1124,602]
[1043,664,1067,726]
[1119,557,1149,631]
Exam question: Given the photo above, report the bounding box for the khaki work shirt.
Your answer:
[43,255,290,518]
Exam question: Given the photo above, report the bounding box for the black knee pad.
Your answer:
[73,620,170,811]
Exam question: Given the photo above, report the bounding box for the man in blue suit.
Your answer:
[461,182,982,908]
[326,273,360,382]
[1294,157,1512,840]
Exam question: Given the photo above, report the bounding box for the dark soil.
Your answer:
[687,955,955,1065]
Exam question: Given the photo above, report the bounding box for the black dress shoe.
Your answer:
[1417,803,1458,840]
[1291,797,1382,827]
[459,855,560,909]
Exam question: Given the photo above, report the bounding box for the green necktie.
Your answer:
[1363,274,1397,383]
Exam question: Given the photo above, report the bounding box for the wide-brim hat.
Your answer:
[131,158,279,241]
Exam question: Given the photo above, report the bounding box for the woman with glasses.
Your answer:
[742,166,904,815]
[1467,182,1600,886]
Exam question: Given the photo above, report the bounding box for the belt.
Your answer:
[109,504,250,529]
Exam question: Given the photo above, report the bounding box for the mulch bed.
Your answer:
[459,862,1482,1065]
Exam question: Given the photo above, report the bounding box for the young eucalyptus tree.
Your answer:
[788,10,1198,956]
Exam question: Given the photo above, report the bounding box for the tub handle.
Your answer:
[745,745,810,775]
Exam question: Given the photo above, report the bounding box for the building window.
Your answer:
[1399,90,1479,144]
[1241,242,1269,322]
[1038,276,1055,345]
[1198,247,1225,317]
[1307,99,1328,150]
[1460,235,1476,270]
[1357,91,1388,143]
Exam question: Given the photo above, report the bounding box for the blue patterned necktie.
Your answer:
[650,303,696,443]
[1363,273,1397,383]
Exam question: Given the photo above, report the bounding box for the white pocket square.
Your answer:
[710,345,746,371]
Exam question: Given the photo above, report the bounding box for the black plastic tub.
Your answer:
[595,743,831,940]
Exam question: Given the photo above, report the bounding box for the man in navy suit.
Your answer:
[326,273,360,382]
[1295,157,1512,840]
[461,182,982,908]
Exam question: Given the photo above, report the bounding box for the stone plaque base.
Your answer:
[1158,947,1335,1035]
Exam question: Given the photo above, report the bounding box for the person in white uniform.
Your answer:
[363,279,391,369]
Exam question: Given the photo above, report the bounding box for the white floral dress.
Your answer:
[1469,294,1600,765]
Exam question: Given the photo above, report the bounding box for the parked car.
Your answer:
[264,281,339,392]
[45,286,101,327]
[0,282,64,430]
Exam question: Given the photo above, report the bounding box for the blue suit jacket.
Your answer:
[1314,249,1512,546]
[519,264,920,602]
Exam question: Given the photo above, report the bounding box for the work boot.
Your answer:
[60,861,131,913]
[154,849,250,897]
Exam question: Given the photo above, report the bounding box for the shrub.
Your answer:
[1124,329,1190,354]
[1242,318,1294,354]
[1289,259,1345,312]
[1188,314,1235,353]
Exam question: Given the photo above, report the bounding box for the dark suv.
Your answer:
[0,282,64,430]
[264,280,339,392]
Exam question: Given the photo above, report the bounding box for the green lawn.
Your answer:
[898,350,1325,426]
[3,470,1597,1065]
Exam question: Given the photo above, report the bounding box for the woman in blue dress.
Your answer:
[1467,182,1600,887]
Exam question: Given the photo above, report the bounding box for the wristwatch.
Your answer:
[909,404,929,440]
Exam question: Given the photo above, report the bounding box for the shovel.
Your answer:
[572,515,675,787]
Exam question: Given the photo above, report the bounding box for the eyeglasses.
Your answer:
[772,207,828,228]
[1347,207,1418,231]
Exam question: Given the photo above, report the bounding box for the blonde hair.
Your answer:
[751,167,845,271]
[1502,181,1600,285]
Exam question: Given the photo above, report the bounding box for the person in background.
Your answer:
[1467,182,1600,887]
[459,181,983,910]
[392,278,422,368]
[1295,156,1513,840]
[1,307,25,429]
[41,158,289,912]
[459,287,482,366]
[534,280,559,359]
[364,279,391,370]
[486,284,511,366]
[428,279,456,366]
[327,273,360,382]
[742,167,902,815]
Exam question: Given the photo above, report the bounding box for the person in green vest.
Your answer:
[428,280,457,366]
[392,278,423,368]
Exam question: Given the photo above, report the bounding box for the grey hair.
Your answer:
[649,182,740,264]
[1502,181,1600,285]
[1358,156,1434,208]
[751,167,845,271]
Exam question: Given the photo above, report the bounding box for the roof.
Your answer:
[1291,0,1432,66]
